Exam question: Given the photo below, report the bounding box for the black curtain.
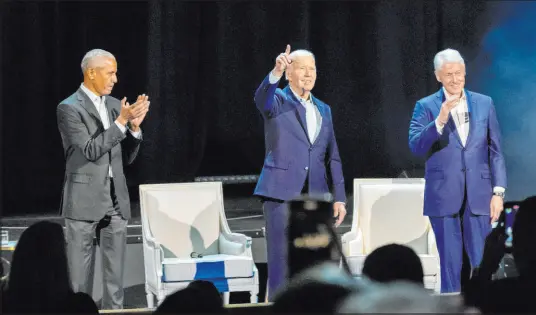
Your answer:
[2,0,494,217]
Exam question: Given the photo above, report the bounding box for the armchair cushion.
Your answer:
[162,254,254,282]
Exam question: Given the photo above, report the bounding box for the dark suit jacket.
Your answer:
[409,88,507,217]
[253,74,346,203]
[57,88,142,221]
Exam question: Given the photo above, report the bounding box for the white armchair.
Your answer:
[139,182,259,308]
[341,178,440,292]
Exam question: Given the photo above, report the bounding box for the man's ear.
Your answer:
[88,68,96,80]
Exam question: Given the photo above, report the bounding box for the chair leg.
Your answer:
[265,278,269,302]
[250,291,258,303]
[157,293,166,307]
[222,292,230,305]
[146,292,154,309]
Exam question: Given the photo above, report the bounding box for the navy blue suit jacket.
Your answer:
[409,88,507,217]
[254,74,346,203]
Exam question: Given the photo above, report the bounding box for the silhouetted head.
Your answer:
[4,221,72,312]
[155,282,226,314]
[272,262,359,313]
[338,281,464,313]
[362,244,424,285]
[187,280,223,305]
[512,196,536,277]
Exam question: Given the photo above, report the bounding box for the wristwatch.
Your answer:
[493,191,505,199]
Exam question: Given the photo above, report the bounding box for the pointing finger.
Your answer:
[285,44,291,55]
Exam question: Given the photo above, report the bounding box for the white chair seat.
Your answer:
[162,254,255,282]
[346,254,439,277]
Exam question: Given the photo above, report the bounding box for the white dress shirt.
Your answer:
[80,83,142,177]
[435,87,505,194]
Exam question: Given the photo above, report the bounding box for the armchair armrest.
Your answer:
[219,232,252,257]
[143,233,164,288]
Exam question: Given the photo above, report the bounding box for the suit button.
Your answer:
[462,148,466,152]
[309,147,313,151]
[461,168,466,172]
[305,167,309,171]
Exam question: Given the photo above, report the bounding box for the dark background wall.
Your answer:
[2,0,534,217]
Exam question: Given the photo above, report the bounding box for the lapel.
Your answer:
[310,95,325,145]
[77,88,103,126]
[284,86,309,141]
[105,97,118,126]
[464,89,476,147]
[284,86,327,144]
[434,88,463,146]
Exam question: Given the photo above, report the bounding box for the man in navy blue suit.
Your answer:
[409,48,507,293]
[254,45,347,300]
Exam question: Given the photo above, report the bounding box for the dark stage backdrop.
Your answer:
[2,0,498,217]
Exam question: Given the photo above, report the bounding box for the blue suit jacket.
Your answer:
[409,89,507,217]
[253,74,346,203]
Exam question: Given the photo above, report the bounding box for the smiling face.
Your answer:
[84,56,118,96]
[287,54,317,94]
[435,62,466,97]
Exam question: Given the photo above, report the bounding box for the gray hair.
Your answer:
[434,48,465,72]
[285,49,315,80]
[337,281,465,313]
[81,49,115,72]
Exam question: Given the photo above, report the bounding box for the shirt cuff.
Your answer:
[115,120,127,133]
[435,118,445,135]
[268,71,282,84]
[493,186,505,194]
[334,201,346,206]
[129,128,142,139]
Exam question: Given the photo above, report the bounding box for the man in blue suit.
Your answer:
[254,45,347,300]
[409,48,507,293]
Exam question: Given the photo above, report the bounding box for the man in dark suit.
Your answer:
[254,45,347,300]
[57,49,149,309]
[409,48,507,293]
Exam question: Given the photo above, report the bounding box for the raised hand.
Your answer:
[438,95,460,124]
[272,44,292,77]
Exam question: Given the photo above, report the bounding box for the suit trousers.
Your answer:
[65,177,128,309]
[263,178,311,301]
[429,189,491,293]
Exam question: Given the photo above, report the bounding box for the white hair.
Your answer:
[434,48,465,72]
[285,49,315,80]
[289,49,315,60]
[81,49,115,73]
[337,281,465,313]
